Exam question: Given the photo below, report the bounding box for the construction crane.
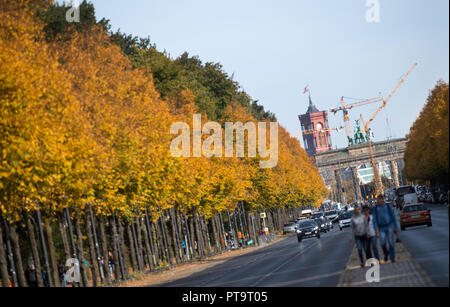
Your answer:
[332,62,418,146]
[361,62,418,134]
[360,114,382,195]
[301,126,344,135]
[360,62,418,195]
[331,95,384,145]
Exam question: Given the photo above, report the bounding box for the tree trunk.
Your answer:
[43,217,59,287]
[58,214,71,261]
[169,208,182,264]
[98,216,112,285]
[176,210,187,261]
[126,224,138,272]
[144,210,156,269]
[131,221,143,271]
[117,219,129,277]
[182,209,193,260]
[74,215,88,287]
[158,214,171,266]
[84,211,99,286]
[241,204,250,239]
[211,215,220,253]
[152,222,163,267]
[140,217,153,270]
[150,222,160,267]
[0,220,10,287]
[188,216,197,259]
[9,223,27,287]
[218,213,227,249]
[194,211,204,259]
[109,215,122,281]
[3,219,18,287]
[202,216,212,255]
[135,218,145,270]
[88,207,105,285]
[162,213,175,265]
[25,214,43,287]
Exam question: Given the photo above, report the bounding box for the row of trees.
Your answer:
[405,80,449,188]
[0,200,305,287]
[0,0,326,286]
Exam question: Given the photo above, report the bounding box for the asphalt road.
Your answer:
[157,225,354,287]
[398,202,449,287]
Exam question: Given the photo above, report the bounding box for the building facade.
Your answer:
[299,94,333,156]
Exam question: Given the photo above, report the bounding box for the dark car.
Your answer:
[296,219,320,242]
[314,217,330,233]
[400,204,432,230]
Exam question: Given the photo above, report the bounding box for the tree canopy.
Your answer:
[0,0,327,221]
[404,80,449,186]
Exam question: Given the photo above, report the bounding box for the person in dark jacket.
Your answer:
[25,265,37,287]
[372,195,398,263]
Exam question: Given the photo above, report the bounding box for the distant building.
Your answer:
[299,94,333,156]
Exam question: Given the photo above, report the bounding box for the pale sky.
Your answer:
[68,0,449,149]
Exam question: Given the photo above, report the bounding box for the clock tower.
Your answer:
[299,94,333,156]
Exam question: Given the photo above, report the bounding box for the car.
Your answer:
[313,212,324,219]
[296,219,320,242]
[283,222,298,234]
[314,217,330,233]
[395,185,418,210]
[338,211,353,231]
[324,210,339,223]
[400,204,432,230]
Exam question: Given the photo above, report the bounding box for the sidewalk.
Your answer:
[338,239,435,287]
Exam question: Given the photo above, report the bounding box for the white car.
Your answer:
[283,222,298,234]
[324,210,339,222]
[338,211,353,231]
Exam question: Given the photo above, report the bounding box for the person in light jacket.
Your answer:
[363,206,380,261]
[350,206,368,267]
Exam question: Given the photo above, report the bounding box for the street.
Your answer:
[155,203,449,287]
[399,203,449,286]
[157,226,354,287]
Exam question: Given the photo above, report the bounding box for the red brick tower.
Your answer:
[299,94,333,156]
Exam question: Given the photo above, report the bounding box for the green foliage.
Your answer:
[37,0,110,41]
[37,2,275,122]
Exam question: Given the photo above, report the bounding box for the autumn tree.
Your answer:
[405,80,449,187]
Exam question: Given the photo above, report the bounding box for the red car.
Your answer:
[400,204,432,230]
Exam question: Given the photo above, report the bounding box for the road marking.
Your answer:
[250,239,320,286]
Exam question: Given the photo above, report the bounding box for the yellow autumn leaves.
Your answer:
[0,0,327,221]
[405,80,449,184]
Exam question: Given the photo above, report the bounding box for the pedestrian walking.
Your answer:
[25,264,37,287]
[108,251,115,277]
[363,206,380,261]
[372,195,398,263]
[58,261,67,287]
[350,205,368,267]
